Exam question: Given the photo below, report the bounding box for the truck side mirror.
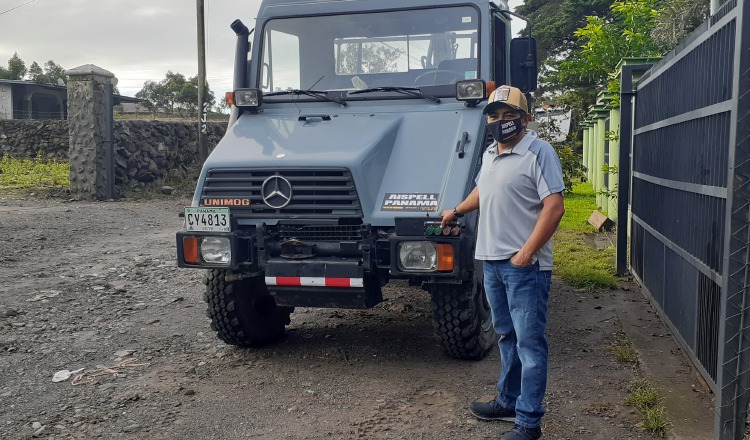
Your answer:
[510,37,538,93]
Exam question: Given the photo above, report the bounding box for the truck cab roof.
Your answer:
[257,0,509,18]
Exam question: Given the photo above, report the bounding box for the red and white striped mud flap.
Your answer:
[265,276,364,288]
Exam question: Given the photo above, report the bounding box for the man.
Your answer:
[440,85,565,440]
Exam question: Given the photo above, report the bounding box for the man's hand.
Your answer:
[440,209,456,228]
[510,249,533,267]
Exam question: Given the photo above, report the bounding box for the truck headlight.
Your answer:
[456,80,486,101]
[233,88,262,108]
[200,237,231,264]
[398,241,437,271]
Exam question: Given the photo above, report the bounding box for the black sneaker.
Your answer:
[500,424,542,440]
[468,398,516,422]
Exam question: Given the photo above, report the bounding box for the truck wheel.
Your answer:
[428,266,495,360]
[203,269,292,347]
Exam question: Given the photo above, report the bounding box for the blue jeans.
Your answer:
[483,259,551,429]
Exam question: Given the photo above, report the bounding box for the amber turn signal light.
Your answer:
[436,244,454,272]
[183,236,199,264]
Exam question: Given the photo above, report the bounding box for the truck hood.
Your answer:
[201,103,484,225]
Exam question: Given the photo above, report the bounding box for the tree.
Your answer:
[27,61,44,82]
[516,0,615,66]
[553,0,665,89]
[43,60,67,84]
[651,0,710,47]
[0,52,27,80]
[135,71,216,117]
[25,59,68,85]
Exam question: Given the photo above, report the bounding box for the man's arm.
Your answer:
[440,187,479,228]
[511,193,565,267]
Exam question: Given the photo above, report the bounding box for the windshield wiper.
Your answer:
[349,87,441,104]
[264,89,347,106]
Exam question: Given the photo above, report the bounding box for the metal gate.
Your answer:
[628,0,750,437]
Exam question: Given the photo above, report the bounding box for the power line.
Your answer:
[0,0,39,17]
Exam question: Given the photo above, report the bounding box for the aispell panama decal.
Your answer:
[381,193,440,212]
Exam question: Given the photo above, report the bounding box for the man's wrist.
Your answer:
[452,207,464,218]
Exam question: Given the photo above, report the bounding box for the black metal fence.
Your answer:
[629,0,750,437]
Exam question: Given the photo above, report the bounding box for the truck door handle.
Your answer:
[298,115,332,121]
[456,132,469,159]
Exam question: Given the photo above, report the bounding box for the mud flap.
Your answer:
[264,257,382,309]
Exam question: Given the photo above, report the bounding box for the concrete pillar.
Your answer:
[596,118,606,210]
[583,126,591,180]
[66,64,116,200]
[608,108,621,222]
[591,119,599,199]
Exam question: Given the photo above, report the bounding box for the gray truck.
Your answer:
[177,0,537,360]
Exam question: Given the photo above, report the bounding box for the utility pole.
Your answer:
[197,0,208,161]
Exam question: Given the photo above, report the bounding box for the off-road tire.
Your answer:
[428,264,496,360]
[203,269,292,347]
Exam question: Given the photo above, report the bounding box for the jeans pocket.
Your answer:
[509,260,535,270]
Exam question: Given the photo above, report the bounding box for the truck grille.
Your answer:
[201,168,362,218]
[278,225,364,242]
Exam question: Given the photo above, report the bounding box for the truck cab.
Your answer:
[177,0,537,360]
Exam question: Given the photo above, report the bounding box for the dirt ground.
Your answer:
[0,193,714,440]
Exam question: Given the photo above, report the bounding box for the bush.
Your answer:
[0,154,69,188]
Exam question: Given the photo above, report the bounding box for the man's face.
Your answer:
[486,106,531,144]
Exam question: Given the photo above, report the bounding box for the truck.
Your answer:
[177,0,538,360]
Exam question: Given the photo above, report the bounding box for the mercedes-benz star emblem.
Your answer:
[261,175,293,209]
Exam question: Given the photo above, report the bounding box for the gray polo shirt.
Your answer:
[475,130,565,271]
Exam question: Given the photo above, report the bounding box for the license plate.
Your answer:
[184,207,230,232]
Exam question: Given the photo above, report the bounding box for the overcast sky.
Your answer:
[0,0,524,98]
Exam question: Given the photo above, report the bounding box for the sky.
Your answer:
[0,0,524,99]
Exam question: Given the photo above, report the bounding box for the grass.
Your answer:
[553,182,618,290]
[625,378,670,436]
[609,332,639,363]
[0,155,69,188]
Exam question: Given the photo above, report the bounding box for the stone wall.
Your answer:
[114,120,225,190]
[0,118,226,191]
[0,119,69,158]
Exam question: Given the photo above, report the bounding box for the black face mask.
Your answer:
[488,117,524,144]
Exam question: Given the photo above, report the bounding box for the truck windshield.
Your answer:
[259,6,479,97]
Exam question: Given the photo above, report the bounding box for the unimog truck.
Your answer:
[177,0,537,360]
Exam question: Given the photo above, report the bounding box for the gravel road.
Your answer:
[0,194,711,439]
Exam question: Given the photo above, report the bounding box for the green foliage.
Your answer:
[554,144,586,193]
[604,130,620,142]
[535,109,586,192]
[625,378,670,435]
[0,52,27,80]
[0,155,69,188]
[554,182,618,290]
[0,53,67,84]
[609,332,638,362]
[136,71,216,117]
[516,0,614,67]
[26,59,67,85]
[554,0,666,88]
[625,379,659,409]
[652,0,710,47]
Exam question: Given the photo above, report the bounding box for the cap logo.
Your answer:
[495,87,511,102]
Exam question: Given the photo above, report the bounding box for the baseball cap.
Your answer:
[483,85,528,114]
